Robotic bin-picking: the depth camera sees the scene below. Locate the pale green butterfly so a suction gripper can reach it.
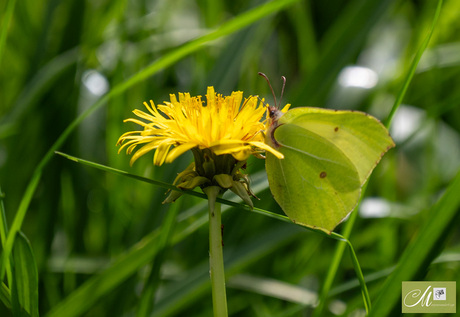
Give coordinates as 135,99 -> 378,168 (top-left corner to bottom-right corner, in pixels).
260,73 -> 395,234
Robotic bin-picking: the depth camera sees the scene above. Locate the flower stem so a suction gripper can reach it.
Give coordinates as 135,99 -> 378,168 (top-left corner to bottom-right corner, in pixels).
204,186 -> 228,317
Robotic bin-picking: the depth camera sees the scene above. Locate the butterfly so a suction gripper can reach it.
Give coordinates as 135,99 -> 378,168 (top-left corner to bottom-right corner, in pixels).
259,73 -> 395,233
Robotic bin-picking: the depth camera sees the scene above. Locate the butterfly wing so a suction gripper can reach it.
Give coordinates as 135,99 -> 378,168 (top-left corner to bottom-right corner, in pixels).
279,108 -> 395,184
266,107 -> 394,233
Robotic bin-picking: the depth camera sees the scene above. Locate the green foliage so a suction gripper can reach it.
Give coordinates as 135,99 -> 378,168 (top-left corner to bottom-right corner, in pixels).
1,0 -> 460,316
11,232 -> 39,317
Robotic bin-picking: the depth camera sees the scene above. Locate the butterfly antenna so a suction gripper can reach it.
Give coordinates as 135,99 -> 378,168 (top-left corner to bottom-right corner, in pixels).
279,76 -> 286,107
258,72 -> 277,108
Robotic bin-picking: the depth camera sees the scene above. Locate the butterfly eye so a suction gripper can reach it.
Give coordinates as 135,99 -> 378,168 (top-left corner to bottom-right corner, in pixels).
268,106 -> 278,118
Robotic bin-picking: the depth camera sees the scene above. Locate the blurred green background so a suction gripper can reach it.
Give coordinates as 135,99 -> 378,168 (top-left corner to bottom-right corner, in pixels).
1,0 -> 459,316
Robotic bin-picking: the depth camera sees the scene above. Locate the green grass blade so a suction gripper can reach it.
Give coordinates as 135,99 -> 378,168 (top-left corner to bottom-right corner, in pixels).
385,0 -> 443,128
0,0 -> 17,66
313,184 -> 367,316
55,151 -> 193,197
55,151 -> 285,221
0,187 -> 12,310
56,151 -> 337,232
338,234 -> 371,313
2,0 -> 300,286
56,151 -> 376,244
0,282 -> 11,310
369,169 -> 460,317
11,232 -> 39,317
0,171 -> 40,282
0,186 -> 9,253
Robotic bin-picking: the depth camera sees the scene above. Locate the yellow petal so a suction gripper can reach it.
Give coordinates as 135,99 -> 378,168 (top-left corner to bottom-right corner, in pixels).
247,141 -> 284,159
212,145 -> 251,156
165,143 -> 197,163
153,142 -> 173,166
281,104 -> 291,113
130,141 -> 159,165
231,149 -> 251,161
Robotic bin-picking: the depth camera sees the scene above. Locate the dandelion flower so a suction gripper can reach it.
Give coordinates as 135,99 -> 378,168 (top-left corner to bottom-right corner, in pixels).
117,86 -> 283,166
117,86 -> 283,206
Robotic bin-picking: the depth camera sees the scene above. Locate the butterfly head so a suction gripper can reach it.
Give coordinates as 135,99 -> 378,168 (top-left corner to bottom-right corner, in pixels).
268,105 -> 283,123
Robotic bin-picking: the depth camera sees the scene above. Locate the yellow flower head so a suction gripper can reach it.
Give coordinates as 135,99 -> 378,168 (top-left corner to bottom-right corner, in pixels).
117,86 -> 283,166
